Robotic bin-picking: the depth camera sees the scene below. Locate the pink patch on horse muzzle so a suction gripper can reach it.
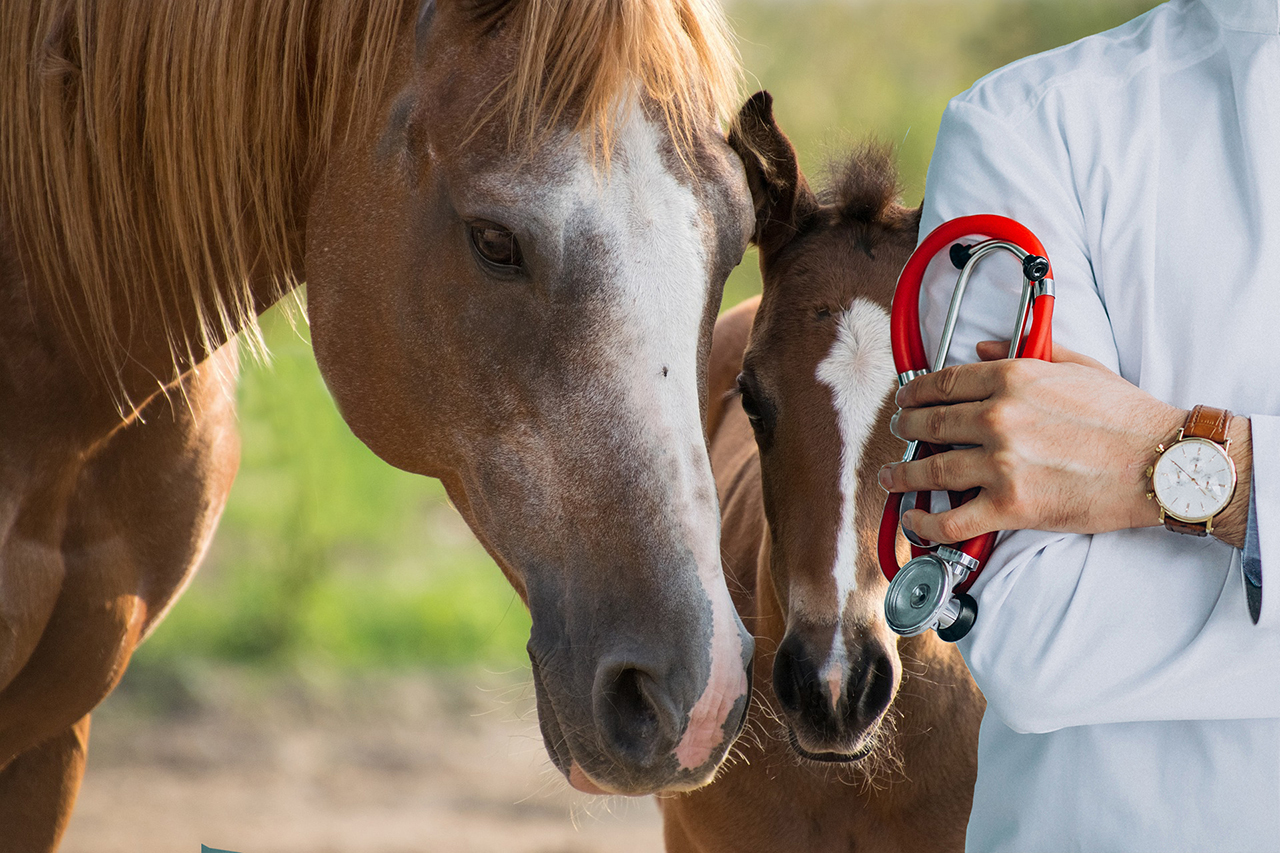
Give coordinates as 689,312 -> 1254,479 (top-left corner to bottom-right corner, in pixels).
673,588 -> 754,774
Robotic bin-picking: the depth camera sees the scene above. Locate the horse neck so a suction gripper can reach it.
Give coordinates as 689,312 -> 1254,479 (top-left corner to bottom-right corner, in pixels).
751,529 -> 788,676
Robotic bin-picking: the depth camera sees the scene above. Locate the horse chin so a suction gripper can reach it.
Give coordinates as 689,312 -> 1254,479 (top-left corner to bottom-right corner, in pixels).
785,727 -> 877,765
528,652 -> 576,779
568,762 -> 617,795
527,648 -> 664,797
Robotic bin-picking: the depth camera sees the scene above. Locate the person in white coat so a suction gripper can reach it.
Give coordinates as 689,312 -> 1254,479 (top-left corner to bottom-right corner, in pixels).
877,0 -> 1280,849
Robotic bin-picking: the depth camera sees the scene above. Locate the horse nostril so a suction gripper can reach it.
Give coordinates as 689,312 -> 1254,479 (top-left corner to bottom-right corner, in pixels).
772,633 -> 837,730
772,634 -> 806,715
595,664 -> 671,766
849,649 -> 895,723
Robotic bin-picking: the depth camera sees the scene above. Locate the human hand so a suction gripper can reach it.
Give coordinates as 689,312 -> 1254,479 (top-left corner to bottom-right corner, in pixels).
877,341 -> 1187,545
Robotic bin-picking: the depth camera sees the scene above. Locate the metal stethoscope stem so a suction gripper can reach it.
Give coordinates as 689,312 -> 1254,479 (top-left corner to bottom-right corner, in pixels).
879,215 -> 1056,641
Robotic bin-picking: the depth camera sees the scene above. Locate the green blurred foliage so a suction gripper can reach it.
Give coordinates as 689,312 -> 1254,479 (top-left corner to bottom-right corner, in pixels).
134,0 -> 1161,672
136,308 -> 532,670
721,0 -> 1162,309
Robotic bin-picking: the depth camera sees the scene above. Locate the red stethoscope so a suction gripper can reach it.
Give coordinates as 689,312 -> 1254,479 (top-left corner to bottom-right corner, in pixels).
878,215 -> 1055,642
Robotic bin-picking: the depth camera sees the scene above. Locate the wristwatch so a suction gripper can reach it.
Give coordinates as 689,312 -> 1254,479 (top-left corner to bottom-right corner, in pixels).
1148,405 -> 1237,536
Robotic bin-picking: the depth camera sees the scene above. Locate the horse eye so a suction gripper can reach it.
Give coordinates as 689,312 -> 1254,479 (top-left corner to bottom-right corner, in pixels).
736,374 -> 765,429
469,221 -> 523,270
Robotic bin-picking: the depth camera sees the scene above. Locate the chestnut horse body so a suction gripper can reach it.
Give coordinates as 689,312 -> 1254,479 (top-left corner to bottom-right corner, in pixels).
0,2 -> 757,847
659,93 -> 984,852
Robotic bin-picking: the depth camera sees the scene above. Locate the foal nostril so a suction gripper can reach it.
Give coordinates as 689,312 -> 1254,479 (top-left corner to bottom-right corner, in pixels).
848,649 -> 896,724
595,664 -> 676,766
772,633 -> 805,715
773,634 -> 837,730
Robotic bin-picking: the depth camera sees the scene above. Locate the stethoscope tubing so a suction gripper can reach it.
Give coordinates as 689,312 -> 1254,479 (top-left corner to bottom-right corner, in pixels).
879,215 -> 1055,596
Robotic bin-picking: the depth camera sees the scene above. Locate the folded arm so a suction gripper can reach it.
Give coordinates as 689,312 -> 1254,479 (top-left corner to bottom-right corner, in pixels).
890,97 -> 1279,731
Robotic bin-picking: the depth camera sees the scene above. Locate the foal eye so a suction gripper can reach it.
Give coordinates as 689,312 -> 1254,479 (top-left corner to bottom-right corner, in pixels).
736,374 -> 765,429
469,221 -> 524,270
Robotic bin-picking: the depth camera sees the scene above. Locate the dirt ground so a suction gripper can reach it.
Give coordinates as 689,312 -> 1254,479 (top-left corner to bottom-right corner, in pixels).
59,666 -> 664,853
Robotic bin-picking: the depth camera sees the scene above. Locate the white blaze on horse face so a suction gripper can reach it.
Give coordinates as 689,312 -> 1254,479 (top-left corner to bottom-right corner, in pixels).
471,103 -> 746,778
589,108 -> 747,773
820,630 -> 849,717
491,105 -> 742,774
815,299 -> 895,623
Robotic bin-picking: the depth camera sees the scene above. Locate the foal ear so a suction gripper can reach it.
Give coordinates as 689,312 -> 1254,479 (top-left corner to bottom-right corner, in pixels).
727,91 -> 818,256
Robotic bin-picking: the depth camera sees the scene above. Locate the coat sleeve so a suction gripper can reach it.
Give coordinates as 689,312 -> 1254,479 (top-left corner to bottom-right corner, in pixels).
917,97 -> 1280,735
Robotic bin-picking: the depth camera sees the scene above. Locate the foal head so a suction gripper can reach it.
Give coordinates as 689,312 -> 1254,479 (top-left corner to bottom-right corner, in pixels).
728,93 -> 918,762
304,1 -> 754,794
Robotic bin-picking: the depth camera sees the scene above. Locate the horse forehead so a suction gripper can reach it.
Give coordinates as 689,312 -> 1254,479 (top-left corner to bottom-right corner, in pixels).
482,112 -> 714,249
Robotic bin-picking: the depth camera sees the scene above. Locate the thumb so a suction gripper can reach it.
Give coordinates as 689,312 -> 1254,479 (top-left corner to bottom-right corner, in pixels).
975,339 -> 1112,372
1049,342 -> 1112,371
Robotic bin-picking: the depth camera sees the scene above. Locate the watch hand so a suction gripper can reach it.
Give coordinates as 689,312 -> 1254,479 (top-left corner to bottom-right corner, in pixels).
1169,459 -> 1213,498
1170,459 -> 1202,486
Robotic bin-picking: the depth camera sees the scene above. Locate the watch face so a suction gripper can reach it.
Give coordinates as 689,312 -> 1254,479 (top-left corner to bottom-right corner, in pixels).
1153,438 -> 1236,522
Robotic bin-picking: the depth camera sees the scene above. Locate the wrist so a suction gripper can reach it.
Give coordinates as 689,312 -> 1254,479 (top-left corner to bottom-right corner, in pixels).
1212,415 -> 1252,548
1142,408 -> 1250,544
1136,407 -> 1191,528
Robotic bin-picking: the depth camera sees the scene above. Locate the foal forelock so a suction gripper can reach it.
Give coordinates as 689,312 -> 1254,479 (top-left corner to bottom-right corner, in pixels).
814,298 -> 895,620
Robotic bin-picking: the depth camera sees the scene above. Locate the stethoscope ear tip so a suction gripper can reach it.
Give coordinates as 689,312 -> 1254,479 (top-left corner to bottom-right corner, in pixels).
948,242 -> 975,270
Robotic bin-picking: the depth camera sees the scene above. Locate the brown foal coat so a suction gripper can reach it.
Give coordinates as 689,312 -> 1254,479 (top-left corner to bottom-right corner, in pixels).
659,93 -> 985,852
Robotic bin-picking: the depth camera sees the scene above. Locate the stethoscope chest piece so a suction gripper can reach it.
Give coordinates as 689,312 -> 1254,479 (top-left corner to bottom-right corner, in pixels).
884,555 -> 949,636
884,552 -> 979,641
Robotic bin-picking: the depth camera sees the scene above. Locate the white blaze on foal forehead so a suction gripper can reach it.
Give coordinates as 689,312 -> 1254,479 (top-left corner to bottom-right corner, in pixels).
584,108 -> 747,771
815,299 -> 895,619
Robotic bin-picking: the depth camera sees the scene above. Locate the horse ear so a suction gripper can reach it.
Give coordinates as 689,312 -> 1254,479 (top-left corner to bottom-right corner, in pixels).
727,91 -> 818,256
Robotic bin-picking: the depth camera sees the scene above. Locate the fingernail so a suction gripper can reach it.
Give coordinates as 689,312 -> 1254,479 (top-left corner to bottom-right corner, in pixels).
889,410 -> 902,439
878,464 -> 893,491
902,519 -> 929,548
895,386 -> 907,407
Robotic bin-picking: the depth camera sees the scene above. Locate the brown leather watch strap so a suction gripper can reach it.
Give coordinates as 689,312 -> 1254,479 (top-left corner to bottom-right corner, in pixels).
1165,516 -> 1211,536
1181,404 -> 1232,444
1163,405 -> 1234,536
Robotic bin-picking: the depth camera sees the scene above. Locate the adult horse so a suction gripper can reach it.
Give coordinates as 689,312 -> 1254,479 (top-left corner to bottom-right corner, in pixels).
658,93 -> 984,851
0,1 -> 756,846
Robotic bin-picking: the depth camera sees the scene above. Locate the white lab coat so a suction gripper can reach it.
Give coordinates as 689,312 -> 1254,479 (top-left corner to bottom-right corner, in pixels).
917,0 -> 1280,849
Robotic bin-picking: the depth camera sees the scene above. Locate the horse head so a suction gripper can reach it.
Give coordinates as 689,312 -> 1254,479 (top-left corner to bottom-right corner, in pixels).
728,92 -> 920,762
302,1 -> 754,794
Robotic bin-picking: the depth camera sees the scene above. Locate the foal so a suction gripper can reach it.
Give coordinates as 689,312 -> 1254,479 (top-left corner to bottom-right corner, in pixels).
660,93 -> 984,852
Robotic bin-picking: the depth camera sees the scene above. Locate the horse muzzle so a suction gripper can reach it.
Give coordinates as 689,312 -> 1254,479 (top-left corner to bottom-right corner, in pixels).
772,628 -> 898,761
528,621 -> 753,796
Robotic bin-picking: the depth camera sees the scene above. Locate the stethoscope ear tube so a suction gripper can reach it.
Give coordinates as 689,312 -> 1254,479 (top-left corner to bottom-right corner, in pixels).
880,215 -> 1055,641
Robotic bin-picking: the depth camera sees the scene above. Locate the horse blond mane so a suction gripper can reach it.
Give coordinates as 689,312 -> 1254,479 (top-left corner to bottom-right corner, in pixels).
0,0 -> 410,393
474,0 -> 742,164
0,0 -> 739,398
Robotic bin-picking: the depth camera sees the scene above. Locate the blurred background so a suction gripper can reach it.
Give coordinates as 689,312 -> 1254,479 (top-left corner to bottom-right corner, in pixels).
62,2 -> 1160,851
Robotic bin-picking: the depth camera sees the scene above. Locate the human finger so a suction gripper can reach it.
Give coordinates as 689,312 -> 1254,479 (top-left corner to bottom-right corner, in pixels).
975,339 -> 1013,361
900,494 -> 998,545
974,338 -> 1112,372
1049,342 -> 1111,371
894,360 -> 1004,408
878,446 -> 987,495
889,401 -> 990,447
